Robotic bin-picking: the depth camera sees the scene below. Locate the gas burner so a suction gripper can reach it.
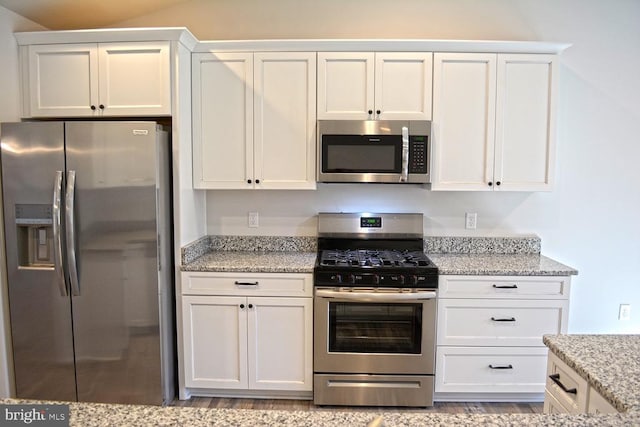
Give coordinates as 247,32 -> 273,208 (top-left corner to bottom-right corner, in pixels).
318,249 -> 434,269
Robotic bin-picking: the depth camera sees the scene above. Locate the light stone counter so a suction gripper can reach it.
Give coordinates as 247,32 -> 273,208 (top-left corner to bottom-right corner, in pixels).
427,253 -> 578,276
181,250 -> 316,273
543,334 -> 640,413
1,398 -> 638,426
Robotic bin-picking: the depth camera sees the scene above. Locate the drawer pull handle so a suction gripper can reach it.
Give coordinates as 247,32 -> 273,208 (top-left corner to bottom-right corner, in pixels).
549,373 -> 577,394
489,364 -> 513,369
493,284 -> 518,289
234,281 -> 259,286
491,317 -> 516,322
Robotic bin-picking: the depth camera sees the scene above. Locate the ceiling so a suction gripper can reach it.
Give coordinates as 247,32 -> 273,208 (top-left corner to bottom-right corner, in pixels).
0,0 -> 191,30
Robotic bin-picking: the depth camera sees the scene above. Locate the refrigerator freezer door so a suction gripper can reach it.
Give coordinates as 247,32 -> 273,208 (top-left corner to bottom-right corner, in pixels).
0,122 -> 77,401
64,122 -> 164,405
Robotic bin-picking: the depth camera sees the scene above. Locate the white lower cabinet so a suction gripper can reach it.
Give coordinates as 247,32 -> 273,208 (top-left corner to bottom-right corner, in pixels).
543,350 -> 618,414
435,275 -> 570,400
180,272 -> 313,395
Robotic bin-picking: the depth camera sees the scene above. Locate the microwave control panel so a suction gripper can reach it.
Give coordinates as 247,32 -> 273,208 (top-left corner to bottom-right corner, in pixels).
409,136 -> 428,173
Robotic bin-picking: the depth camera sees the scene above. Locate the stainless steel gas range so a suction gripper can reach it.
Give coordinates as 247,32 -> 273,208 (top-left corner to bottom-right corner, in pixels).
313,213 -> 438,407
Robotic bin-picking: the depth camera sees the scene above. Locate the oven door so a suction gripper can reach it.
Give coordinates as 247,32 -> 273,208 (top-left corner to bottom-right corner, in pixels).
313,287 -> 436,375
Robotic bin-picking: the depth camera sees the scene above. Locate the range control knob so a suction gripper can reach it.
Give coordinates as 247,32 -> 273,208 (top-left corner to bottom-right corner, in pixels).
330,274 -> 342,284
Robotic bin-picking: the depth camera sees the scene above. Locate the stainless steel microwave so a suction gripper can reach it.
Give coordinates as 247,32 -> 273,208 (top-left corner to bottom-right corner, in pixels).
317,120 -> 431,184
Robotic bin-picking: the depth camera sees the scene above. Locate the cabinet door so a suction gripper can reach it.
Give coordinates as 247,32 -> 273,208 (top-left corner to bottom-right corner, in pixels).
494,54 -> 557,191
27,44 -> 98,117
192,52 -> 254,189
317,52 -> 374,120
247,297 -> 313,391
587,387 -> 618,414
98,42 -> 171,116
431,53 -> 497,191
254,52 -> 317,189
375,52 -> 433,120
182,296 -> 248,389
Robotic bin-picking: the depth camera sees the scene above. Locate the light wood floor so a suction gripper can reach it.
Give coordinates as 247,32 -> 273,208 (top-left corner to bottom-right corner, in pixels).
171,397 -> 543,414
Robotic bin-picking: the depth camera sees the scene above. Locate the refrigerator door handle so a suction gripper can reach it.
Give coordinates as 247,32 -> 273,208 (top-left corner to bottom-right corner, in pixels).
65,170 -> 81,296
52,171 -> 68,297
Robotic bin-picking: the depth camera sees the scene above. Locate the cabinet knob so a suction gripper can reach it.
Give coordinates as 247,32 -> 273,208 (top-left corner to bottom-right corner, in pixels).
255,179 -> 260,184
376,110 -> 381,115
99,104 -> 105,110
248,304 -> 254,309
488,182 -> 493,187
368,110 -> 373,115
247,179 -> 252,184
90,105 -> 96,111
240,304 -> 245,309
496,181 -> 501,186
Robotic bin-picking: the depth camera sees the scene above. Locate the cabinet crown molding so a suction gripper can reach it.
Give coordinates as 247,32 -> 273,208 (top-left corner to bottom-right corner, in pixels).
13,27 -> 571,55
192,39 -> 571,54
15,27 -> 199,49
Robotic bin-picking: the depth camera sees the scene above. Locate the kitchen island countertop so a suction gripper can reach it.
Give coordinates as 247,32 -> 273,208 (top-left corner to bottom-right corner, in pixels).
1,398 -> 637,426
543,334 -> 640,413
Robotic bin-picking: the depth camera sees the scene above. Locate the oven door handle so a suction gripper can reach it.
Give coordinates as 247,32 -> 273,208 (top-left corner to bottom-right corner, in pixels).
315,289 -> 436,301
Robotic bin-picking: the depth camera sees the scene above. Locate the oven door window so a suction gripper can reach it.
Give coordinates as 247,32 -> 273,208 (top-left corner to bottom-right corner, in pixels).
321,135 -> 401,173
328,302 -> 422,354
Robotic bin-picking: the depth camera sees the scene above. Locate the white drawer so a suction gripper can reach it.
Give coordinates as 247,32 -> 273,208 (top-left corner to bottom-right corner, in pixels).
439,275 -> 570,299
545,351 -> 589,413
437,298 -> 569,346
181,272 -> 313,297
435,346 -> 548,393
544,389 -> 571,414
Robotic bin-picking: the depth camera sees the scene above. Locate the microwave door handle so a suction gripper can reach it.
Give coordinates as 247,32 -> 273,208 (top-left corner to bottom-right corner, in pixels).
400,126 -> 409,182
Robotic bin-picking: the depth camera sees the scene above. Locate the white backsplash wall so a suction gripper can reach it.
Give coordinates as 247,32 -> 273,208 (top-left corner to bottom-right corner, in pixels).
205,186 -> 556,238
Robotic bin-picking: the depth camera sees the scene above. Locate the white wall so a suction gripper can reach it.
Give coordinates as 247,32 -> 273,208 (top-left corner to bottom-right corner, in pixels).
0,5 -> 46,398
115,0 -> 640,335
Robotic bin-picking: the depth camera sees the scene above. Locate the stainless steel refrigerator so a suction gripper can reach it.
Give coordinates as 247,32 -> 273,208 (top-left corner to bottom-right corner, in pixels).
0,121 -> 174,405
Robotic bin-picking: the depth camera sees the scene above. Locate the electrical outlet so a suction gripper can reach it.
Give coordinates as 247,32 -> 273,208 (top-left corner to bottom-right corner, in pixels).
619,304 -> 631,321
248,212 -> 259,228
465,212 -> 477,229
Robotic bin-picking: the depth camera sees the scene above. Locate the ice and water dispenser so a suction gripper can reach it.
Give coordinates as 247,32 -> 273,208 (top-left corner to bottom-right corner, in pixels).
15,204 -> 54,268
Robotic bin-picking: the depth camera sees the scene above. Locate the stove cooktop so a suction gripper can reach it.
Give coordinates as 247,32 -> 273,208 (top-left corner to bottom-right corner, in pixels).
314,248 -> 438,288
318,249 -> 433,268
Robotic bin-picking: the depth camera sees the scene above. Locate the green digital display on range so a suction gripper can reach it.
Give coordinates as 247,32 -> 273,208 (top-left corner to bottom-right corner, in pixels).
360,217 -> 382,228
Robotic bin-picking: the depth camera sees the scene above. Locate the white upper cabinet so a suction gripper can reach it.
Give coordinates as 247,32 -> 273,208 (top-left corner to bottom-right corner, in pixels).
193,52 -> 316,190
97,43 -> 171,116
431,53 -> 557,191
25,42 -> 171,117
431,53 -> 496,191
192,52 -> 254,189
254,52 -> 317,190
27,44 -> 99,117
317,52 -> 432,120
494,54 -> 557,191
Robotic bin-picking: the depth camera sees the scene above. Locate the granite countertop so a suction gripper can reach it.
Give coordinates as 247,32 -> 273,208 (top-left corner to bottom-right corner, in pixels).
427,253 -> 578,276
180,235 -> 578,276
543,334 -> 640,413
1,398 -> 637,426
181,250 -> 317,273
181,251 -> 577,276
